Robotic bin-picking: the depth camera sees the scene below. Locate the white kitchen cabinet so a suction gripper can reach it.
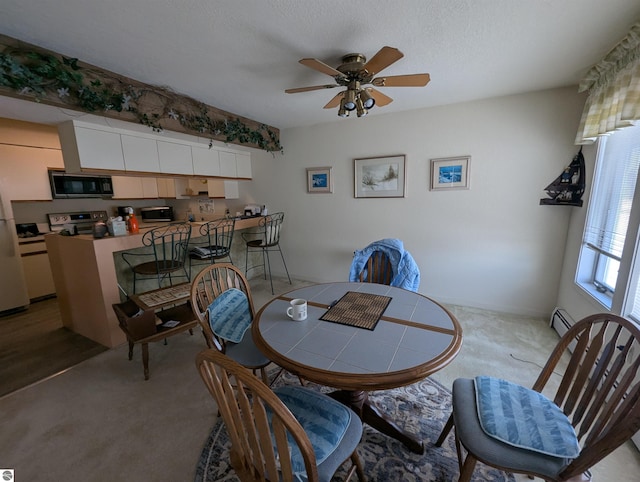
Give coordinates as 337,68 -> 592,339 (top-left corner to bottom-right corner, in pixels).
121,134 -> 160,173
192,145 -> 221,176
219,150 -> 237,177
157,178 -> 177,198
224,180 -> 239,199
218,150 -> 252,179
19,241 -> 56,300
112,175 -> 159,199
157,140 -> 193,175
236,151 -> 252,179
58,121 -> 125,172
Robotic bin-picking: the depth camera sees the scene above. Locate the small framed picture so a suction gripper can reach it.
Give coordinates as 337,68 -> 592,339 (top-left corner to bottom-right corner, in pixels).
430,156 -> 471,191
306,166 -> 333,193
354,155 -> 406,198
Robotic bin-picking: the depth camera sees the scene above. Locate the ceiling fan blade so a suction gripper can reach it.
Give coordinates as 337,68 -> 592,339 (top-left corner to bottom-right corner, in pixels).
372,73 -> 431,87
285,84 -> 338,94
323,91 -> 344,109
367,88 -> 393,107
299,58 -> 346,78
362,46 -> 404,76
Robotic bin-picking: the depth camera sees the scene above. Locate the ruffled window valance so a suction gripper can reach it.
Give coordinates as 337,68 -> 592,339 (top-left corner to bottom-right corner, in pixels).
575,21 -> 640,144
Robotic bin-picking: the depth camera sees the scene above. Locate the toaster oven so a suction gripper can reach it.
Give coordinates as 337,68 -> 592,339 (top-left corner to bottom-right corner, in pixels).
140,206 -> 174,222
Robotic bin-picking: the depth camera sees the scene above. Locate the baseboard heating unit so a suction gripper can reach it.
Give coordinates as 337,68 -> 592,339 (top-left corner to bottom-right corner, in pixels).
550,307 -> 578,352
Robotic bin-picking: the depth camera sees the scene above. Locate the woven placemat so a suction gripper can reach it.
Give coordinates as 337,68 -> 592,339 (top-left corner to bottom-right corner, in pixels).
320,291 -> 391,330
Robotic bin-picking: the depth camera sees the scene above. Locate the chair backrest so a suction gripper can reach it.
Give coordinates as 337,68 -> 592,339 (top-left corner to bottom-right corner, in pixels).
199,217 -> 235,256
142,222 -> 192,270
533,313 -> 640,480
190,263 -> 255,351
358,251 -> 393,285
259,212 -> 285,247
196,349 -> 320,482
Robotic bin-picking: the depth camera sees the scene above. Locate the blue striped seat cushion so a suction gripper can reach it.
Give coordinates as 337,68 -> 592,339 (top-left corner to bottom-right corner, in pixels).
474,376 -> 580,458
206,288 -> 252,343
272,386 -> 352,474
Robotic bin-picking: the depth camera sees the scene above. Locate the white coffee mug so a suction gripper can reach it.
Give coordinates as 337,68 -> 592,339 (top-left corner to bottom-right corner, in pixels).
287,298 -> 307,321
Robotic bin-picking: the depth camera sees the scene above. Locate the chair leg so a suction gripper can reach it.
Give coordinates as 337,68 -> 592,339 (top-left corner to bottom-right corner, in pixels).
458,453 -> 478,482
277,245 -> 292,284
264,248 -> 274,294
128,340 -> 134,360
142,342 -> 150,380
351,450 -> 365,482
435,413 -> 454,446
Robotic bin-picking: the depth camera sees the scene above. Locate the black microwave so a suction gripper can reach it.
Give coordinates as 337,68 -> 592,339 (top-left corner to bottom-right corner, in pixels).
49,170 -> 114,199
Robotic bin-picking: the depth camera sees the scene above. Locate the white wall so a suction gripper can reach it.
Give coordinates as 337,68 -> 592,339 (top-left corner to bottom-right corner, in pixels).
246,86 -> 587,317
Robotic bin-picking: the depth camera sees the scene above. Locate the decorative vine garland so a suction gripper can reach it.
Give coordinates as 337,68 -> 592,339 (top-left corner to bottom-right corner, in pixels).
0,46 -> 282,153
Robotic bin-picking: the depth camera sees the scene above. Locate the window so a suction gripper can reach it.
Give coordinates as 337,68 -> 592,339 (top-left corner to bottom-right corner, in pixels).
577,123 -> 640,310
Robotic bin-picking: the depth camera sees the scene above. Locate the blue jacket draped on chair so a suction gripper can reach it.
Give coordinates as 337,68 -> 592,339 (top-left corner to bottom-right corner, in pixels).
349,238 -> 421,292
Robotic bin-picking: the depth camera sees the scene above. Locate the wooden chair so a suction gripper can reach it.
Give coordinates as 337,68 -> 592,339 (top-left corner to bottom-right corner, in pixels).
189,217 -> 235,268
436,313 -> 640,481
196,349 -> 365,482
242,212 -> 292,294
122,222 -> 192,293
355,251 -> 393,285
190,263 -> 272,384
112,299 -> 197,380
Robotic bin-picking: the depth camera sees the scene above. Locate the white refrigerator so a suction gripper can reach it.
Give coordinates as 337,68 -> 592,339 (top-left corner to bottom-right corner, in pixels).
0,178 -> 29,313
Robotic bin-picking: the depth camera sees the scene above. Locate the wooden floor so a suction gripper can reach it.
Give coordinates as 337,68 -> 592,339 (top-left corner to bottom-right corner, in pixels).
0,297 -> 108,397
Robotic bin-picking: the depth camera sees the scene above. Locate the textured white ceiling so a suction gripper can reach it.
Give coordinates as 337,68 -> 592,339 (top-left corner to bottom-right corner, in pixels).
1,0 -> 639,130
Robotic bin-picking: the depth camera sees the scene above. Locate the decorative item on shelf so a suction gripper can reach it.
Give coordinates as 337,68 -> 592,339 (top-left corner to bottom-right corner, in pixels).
0,34 -> 282,153
540,147 -> 585,206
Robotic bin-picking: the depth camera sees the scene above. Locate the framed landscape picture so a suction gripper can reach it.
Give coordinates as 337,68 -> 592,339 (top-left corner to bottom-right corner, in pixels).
306,166 -> 333,193
430,156 -> 471,191
354,155 -> 406,198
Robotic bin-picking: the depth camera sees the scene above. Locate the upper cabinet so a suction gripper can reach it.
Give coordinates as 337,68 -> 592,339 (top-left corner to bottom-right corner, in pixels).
59,122 -> 125,171
121,134 -> 160,173
58,120 -> 251,179
112,175 -> 159,199
192,145 -> 221,177
157,140 -> 193,175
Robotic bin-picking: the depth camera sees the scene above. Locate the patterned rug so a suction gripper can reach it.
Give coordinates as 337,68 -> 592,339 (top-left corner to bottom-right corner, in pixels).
194,372 -> 515,482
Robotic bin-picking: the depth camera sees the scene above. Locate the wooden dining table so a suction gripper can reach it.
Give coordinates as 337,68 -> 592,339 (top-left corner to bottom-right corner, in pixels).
252,281 -> 463,454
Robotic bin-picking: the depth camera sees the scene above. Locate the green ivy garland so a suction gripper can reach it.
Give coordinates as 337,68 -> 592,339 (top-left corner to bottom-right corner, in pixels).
0,47 -> 282,153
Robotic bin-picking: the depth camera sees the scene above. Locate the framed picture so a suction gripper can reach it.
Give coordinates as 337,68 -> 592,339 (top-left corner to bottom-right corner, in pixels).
354,155 -> 406,198
306,166 -> 333,193
430,156 -> 471,191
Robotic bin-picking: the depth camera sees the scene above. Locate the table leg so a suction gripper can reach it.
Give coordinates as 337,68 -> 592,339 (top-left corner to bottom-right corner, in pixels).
329,389 -> 424,454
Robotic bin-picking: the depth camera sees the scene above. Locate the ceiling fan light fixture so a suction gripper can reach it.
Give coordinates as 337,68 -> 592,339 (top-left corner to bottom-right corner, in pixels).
343,89 -> 357,111
338,98 -> 349,117
355,97 -> 367,117
359,89 -> 375,109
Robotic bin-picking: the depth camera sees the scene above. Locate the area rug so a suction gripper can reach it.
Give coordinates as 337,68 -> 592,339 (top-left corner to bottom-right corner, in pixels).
194,372 -> 516,482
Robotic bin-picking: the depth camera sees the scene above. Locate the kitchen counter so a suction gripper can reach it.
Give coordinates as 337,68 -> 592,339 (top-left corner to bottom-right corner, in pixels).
45,216 -> 264,347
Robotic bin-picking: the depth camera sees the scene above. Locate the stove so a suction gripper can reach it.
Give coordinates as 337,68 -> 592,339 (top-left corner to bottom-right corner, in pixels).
48,210 -> 109,234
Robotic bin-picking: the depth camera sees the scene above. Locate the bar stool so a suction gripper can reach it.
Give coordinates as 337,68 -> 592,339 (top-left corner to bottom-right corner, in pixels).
121,222 -> 192,293
188,217 -> 235,271
242,212 -> 291,294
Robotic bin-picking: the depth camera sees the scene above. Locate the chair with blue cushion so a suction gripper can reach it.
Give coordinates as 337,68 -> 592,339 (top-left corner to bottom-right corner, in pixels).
190,262 -> 272,384
435,313 -> 640,482
196,349 -> 365,482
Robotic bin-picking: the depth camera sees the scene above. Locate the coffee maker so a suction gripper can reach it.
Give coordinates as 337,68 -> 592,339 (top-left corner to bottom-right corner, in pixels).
117,206 -> 133,218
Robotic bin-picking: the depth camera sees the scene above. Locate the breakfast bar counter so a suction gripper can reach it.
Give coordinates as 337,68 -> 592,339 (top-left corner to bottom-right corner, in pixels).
45,216 -> 263,348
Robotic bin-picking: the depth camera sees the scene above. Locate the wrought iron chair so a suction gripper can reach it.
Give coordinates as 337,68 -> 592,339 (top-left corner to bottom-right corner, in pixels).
435,313 -> 640,482
189,217 -> 235,268
196,349 -> 365,482
122,222 -> 192,293
242,212 -> 292,294
190,262 -> 273,384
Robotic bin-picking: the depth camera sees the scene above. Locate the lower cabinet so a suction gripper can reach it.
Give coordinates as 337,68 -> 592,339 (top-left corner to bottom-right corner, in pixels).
19,241 -> 56,300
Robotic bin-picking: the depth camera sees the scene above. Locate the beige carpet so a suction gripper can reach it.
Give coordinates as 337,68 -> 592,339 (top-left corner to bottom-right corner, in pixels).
1,276 -> 639,481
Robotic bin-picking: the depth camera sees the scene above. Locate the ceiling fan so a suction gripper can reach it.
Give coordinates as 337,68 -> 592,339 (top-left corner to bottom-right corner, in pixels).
285,46 -> 430,118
